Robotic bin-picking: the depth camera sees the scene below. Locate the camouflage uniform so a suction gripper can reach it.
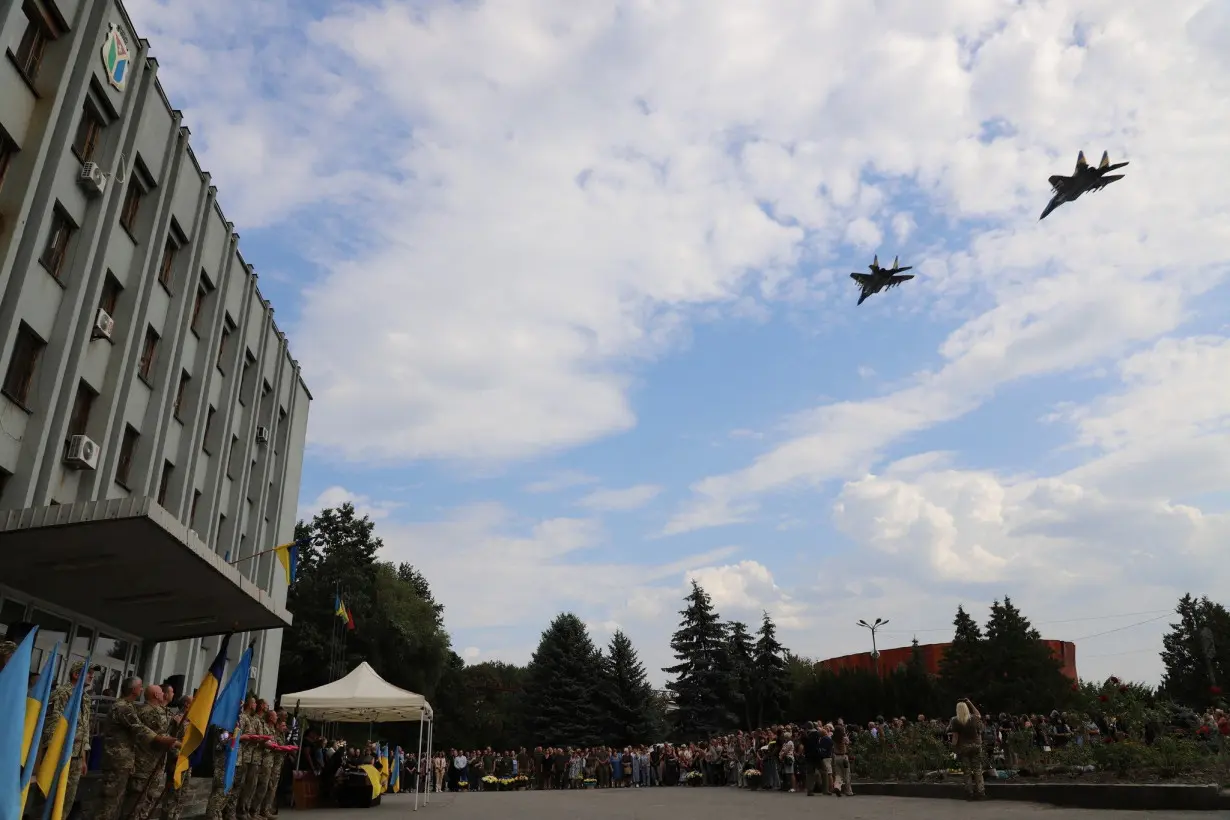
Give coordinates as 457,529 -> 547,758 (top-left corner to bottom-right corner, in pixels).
160,704 -> 193,820
235,711 -> 265,820
38,663 -> 95,813
244,714 -> 276,819
204,727 -> 237,820
124,700 -> 171,820
80,698 -> 160,820
0,639 -> 15,669
259,727 -> 286,817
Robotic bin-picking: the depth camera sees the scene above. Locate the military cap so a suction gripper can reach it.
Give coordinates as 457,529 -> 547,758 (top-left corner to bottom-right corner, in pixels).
0,640 -> 15,658
69,660 -> 101,676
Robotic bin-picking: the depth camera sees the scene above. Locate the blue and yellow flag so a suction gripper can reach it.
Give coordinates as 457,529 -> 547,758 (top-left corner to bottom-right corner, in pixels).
390,747 -> 400,793
212,644 -> 252,793
174,634 -> 231,787
1,630 -> 37,820
20,644 -> 58,812
38,652 -> 89,820
274,539 -> 302,585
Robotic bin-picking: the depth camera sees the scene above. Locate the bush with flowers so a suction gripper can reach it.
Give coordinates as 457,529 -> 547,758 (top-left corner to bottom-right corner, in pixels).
685,770 -> 704,786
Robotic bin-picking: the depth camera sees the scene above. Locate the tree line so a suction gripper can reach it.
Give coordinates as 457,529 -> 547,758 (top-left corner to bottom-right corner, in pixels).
279,504 -> 1229,748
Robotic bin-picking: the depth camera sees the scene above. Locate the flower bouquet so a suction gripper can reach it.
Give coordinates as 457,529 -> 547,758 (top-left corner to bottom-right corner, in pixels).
744,768 -> 761,790
481,775 -> 498,791
457,780 -> 469,792
498,777 -> 514,791
685,770 -> 704,787
513,775 -> 528,790
583,778 -> 597,789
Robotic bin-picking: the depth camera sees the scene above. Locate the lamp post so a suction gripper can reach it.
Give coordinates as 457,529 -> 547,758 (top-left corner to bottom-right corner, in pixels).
857,618 -> 890,677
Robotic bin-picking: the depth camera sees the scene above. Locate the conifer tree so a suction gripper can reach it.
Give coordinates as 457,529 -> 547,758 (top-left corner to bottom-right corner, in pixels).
753,611 -> 788,727
725,621 -> 756,729
1160,594 -> 1229,706
664,580 -> 734,739
601,631 -> 665,745
937,604 -> 985,703
982,597 -> 1069,713
522,613 -> 604,746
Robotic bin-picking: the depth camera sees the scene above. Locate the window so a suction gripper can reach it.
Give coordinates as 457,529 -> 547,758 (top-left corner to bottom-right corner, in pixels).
12,8 -> 50,83
157,460 -> 173,506
137,326 -> 159,383
67,380 -> 97,438
118,182 -> 144,235
0,135 -> 15,196
239,351 -> 255,405
39,207 -> 75,281
71,105 -> 104,164
115,425 -> 139,488
2,323 -> 46,407
216,316 -> 234,372
0,468 -> 11,502
216,513 -> 226,546
190,278 -> 210,333
173,370 -> 189,421
226,434 -> 239,478
202,406 -> 216,453
157,238 -> 178,290
190,489 -> 202,529
99,272 -> 122,316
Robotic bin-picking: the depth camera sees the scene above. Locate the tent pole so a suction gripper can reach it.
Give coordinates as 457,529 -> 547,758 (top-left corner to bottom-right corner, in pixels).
425,717 -> 433,805
414,714 -> 424,811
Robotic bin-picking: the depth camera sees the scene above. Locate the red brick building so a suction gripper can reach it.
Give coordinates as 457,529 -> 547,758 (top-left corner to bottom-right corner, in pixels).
819,640 -> 1078,680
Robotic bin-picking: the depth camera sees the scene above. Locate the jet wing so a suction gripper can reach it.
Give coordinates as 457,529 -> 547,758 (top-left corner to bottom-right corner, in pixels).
850,273 -> 872,285
1048,175 -> 1069,192
890,266 -> 913,274
1090,174 -> 1124,191
885,274 -> 914,289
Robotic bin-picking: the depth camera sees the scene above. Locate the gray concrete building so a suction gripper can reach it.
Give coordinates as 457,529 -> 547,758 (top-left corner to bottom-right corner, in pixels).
0,0 -> 310,704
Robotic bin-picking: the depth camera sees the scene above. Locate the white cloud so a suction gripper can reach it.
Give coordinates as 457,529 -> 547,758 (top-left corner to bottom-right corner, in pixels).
577,484 -> 663,511
298,486 -> 400,522
462,646 -> 481,661
523,471 -> 599,494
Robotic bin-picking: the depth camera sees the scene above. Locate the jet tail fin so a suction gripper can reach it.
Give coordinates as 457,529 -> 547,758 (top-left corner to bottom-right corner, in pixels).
1076,151 -> 1089,172
892,255 -> 899,269
1099,150 -> 1110,169
871,254 -> 879,269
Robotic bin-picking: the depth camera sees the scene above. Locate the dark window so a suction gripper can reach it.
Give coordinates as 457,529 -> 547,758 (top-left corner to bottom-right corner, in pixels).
0,468 -> 12,501
115,425 -> 139,488
137,326 -> 159,382
0,135 -> 15,196
67,380 -> 96,438
216,513 -> 226,546
216,317 -> 234,372
202,406 -> 216,453
13,8 -> 50,83
191,278 -> 210,334
157,460 -> 173,506
157,238 -> 177,290
173,370 -> 189,421
239,351 -> 256,405
71,105 -> 104,164
226,434 -> 239,478
39,207 -> 75,281
99,272 -> 122,316
118,182 -> 143,235
2,323 -> 46,407
190,489 -> 202,529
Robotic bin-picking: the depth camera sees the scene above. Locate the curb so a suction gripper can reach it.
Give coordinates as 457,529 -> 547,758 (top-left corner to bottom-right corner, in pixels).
854,781 -> 1228,811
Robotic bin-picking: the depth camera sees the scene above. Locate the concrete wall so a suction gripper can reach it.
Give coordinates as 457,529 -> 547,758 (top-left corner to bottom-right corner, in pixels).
0,0 -> 311,699
819,640 -> 1079,680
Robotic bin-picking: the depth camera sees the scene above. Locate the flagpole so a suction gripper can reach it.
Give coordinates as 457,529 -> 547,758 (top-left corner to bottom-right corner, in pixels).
229,541 -> 295,566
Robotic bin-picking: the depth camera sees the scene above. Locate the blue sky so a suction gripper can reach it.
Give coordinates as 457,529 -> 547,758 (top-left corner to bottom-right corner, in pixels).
126,0 -> 1230,686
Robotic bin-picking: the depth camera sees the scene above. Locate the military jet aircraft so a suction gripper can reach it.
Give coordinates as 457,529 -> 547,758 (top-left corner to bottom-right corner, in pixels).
1039,150 -> 1128,220
850,255 -> 914,305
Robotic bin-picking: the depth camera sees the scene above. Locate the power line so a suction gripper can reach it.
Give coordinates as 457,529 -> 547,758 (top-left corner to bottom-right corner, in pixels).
878,608 -> 1173,636
1073,613 -> 1173,642
1082,647 -> 1158,659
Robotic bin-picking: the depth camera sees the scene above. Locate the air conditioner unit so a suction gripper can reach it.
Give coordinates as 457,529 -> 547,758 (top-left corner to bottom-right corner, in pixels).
78,162 -> 107,197
92,307 -> 115,341
255,426 -> 270,444
65,434 -> 100,470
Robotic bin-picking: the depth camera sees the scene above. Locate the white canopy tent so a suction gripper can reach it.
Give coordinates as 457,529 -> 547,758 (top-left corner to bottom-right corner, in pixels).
282,662 -> 436,810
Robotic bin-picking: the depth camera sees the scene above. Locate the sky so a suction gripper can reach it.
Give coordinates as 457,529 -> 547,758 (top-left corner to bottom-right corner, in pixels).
124,0 -> 1230,689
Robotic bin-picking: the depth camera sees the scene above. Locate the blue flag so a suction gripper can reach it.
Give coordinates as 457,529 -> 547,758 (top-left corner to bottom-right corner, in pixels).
40,652 -> 89,820
1,630 -> 36,820
21,644 -> 59,793
212,645 -> 251,793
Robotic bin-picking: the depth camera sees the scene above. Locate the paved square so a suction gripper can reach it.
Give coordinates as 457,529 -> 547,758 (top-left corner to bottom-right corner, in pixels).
337,788 -> 1214,819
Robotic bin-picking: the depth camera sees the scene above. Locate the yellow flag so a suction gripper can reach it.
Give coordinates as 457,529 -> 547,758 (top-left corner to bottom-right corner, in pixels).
360,764 -> 382,799
34,712 -> 69,796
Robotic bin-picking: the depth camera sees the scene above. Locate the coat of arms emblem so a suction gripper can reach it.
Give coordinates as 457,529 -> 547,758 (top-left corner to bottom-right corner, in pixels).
101,24 -> 129,90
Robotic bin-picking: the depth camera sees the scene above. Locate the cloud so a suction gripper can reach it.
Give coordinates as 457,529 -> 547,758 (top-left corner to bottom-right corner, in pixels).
298,486 -> 400,523
523,471 -> 599,494
577,484 -> 663,511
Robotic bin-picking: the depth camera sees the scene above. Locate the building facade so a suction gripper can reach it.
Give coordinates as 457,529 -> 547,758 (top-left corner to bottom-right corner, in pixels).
0,0 -> 310,703
819,640 -> 1079,680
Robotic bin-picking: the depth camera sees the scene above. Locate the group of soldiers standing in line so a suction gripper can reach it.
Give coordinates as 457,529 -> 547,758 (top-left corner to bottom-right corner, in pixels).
203,697 -> 293,820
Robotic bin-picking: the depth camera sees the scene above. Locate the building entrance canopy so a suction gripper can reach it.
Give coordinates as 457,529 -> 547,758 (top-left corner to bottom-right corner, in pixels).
0,498 -> 292,642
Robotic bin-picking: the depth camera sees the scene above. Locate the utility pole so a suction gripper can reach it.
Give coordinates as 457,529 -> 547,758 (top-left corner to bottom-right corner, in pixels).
857,617 -> 890,677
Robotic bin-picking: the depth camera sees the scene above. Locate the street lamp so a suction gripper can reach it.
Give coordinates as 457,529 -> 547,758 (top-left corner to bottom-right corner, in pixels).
857,618 -> 890,676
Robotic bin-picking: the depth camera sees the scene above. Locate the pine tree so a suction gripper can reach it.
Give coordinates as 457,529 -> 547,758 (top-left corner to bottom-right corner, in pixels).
725,621 -> 756,729
601,631 -> 665,746
1160,594 -> 1229,706
753,611 -> 788,727
981,597 -> 1069,713
522,613 -> 605,747
937,605 -> 985,704
664,580 -> 735,739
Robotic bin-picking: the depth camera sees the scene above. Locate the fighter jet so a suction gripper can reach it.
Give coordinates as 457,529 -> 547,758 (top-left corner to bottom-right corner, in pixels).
850,255 -> 914,305
1039,150 -> 1128,220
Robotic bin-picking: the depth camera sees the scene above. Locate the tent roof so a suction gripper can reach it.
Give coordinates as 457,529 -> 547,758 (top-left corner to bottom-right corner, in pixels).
280,662 -> 433,722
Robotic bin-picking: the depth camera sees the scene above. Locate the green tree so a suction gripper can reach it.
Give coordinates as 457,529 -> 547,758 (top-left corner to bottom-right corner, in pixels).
600,631 -> 664,746
664,580 -> 734,739
980,597 -> 1070,714
1160,594 -> 1230,707
937,605 -> 984,704
753,611 -> 788,727
725,621 -> 756,729
522,613 -> 605,747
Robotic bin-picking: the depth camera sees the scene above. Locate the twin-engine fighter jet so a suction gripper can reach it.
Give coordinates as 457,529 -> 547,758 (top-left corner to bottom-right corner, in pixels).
850,255 -> 914,305
1039,150 -> 1128,220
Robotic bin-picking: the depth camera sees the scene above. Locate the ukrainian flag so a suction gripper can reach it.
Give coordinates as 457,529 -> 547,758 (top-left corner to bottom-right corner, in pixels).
1,630 -> 36,820
20,645 -> 58,812
390,747 -> 400,793
173,634 -> 231,787
334,595 -> 348,623
274,539 -> 302,585
37,652 -> 89,820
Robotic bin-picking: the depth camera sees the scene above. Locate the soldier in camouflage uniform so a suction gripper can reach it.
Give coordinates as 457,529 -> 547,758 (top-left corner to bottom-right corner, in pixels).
160,694 -> 194,820
125,684 -> 172,820
37,660 -> 97,814
234,698 -> 265,820
0,639 -> 16,670
245,707 -> 277,820
80,677 -> 178,820
203,718 -> 238,820
259,712 -> 289,818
